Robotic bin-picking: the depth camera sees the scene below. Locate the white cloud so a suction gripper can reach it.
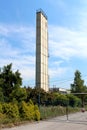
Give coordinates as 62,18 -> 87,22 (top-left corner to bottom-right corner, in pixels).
1,8 -> 87,87
49,25 -> 87,60
0,24 -> 35,86
49,67 -> 68,78
0,24 -> 35,55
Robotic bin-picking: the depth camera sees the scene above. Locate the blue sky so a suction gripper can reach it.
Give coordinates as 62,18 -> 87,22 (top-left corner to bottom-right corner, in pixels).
0,0 -> 87,89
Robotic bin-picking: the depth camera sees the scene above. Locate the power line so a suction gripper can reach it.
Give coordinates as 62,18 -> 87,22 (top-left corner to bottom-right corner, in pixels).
49,75 -> 87,84
24,74 -> 87,86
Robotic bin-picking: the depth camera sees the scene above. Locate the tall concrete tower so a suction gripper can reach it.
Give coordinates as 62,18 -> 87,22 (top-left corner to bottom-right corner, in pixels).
36,9 -> 49,91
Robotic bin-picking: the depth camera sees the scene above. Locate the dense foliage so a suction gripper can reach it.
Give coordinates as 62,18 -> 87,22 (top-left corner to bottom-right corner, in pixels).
71,70 -> 87,106
0,100 -> 40,125
0,64 -> 84,108
19,100 -> 40,121
0,64 -> 87,126
71,70 -> 87,93
0,64 -> 22,102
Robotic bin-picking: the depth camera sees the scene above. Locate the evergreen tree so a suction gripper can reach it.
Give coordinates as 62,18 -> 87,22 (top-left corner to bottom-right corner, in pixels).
71,70 -> 87,107
0,63 -> 22,102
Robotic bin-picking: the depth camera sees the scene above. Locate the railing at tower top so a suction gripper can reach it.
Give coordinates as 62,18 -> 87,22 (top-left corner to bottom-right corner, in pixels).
36,8 -> 48,20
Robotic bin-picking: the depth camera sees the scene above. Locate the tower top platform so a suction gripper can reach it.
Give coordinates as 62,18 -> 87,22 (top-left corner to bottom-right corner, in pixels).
36,9 -> 48,20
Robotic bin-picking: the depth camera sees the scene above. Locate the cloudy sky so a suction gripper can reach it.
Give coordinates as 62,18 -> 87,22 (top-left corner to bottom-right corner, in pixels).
0,0 -> 87,89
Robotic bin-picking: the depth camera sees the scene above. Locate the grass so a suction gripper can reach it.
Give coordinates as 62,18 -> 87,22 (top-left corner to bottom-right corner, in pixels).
0,105 -> 81,128
40,106 -> 81,120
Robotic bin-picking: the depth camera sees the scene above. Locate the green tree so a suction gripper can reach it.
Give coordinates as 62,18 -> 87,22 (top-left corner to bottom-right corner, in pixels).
0,63 -> 22,102
0,88 -> 4,102
71,70 -> 87,107
10,87 -> 27,102
53,93 -> 69,106
67,94 -> 81,107
27,88 -> 46,105
26,87 -> 33,102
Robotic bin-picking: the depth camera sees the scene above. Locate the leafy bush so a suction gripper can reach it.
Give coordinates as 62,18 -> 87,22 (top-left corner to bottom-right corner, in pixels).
19,101 -> 30,120
0,113 -> 6,124
34,105 -> 40,121
10,87 -> 27,102
67,94 -> 81,107
54,94 -> 69,106
0,103 -> 3,113
2,103 -> 19,119
0,88 -> 4,102
19,100 -> 40,121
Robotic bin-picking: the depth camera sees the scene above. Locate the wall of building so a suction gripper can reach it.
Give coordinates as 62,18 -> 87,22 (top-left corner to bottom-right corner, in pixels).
36,10 -> 49,91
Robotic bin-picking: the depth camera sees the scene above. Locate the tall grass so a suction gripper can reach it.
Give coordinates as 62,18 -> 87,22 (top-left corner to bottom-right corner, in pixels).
40,106 -> 80,120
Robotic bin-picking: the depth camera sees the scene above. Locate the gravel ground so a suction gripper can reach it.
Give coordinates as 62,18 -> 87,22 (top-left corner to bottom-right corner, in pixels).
2,111 -> 87,130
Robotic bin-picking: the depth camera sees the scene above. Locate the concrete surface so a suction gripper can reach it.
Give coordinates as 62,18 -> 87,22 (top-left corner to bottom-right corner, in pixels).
2,111 -> 87,130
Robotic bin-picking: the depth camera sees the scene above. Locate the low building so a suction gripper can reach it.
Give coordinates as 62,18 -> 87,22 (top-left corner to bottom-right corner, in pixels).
49,87 -> 70,94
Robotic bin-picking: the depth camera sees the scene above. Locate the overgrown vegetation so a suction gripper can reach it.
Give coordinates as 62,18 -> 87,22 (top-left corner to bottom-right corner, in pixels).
0,100 -> 40,126
0,64 -> 40,127
71,70 -> 87,107
40,106 -> 80,120
0,64 -> 87,127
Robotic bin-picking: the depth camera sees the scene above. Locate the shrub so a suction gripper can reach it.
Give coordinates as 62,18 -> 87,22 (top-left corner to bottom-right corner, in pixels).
54,94 -> 69,106
67,94 -> 81,107
19,101 -> 29,120
0,103 -> 3,113
34,105 -> 40,121
0,88 -> 4,102
19,100 -> 40,121
10,88 -> 27,102
0,113 -> 6,124
19,101 -> 34,120
2,103 -> 19,119
0,103 -> 6,124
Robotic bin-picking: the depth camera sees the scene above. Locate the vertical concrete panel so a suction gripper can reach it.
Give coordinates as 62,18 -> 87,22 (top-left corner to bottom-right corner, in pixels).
36,10 -> 49,91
